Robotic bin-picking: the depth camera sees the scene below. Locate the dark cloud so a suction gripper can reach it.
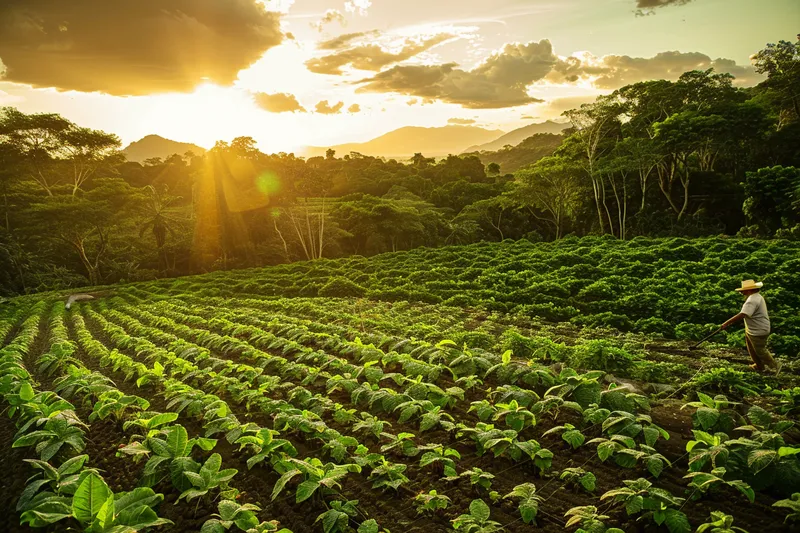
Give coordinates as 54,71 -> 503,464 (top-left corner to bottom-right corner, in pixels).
318,31 -> 380,51
347,103 -> 361,113
548,51 -> 759,88
307,34 -> 455,75
636,0 -> 694,7
355,39 -> 556,109
254,92 -> 306,113
315,100 -> 345,114
312,9 -> 345,32
0,0 -> 284,95
448,118 -> 476,125
634,0 -> 695,16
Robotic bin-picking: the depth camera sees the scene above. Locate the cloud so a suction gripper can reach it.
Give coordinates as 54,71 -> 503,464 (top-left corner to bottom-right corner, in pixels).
345,0 -> 372,16
307,33 -> 455,75
634,0 -> 695,15
0,58 -> 6,79
356,39 -> 557,109
318,31 -> 380,50
548,51 -> 760,88
254,92 -> 306,113
448,118 -> 476,125
0,0 -> 283,95
406,98 -> 419,106
312,9 -> 346,32
315,100 -> 345,114
347,103 -> 361,113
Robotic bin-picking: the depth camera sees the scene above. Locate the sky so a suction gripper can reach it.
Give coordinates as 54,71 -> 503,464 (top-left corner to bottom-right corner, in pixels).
0,0 -> 796,154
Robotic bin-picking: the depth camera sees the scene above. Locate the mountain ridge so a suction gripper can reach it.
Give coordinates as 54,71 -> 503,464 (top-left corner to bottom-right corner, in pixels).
302,125 -> 505,159
464,121 -> 569,153
123,135 -> 206,163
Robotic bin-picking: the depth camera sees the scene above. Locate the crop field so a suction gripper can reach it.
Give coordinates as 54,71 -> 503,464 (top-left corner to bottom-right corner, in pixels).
2,238 -> 800,533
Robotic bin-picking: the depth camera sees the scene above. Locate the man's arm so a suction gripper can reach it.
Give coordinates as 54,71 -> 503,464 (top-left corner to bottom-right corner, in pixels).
721,312 -> 747,329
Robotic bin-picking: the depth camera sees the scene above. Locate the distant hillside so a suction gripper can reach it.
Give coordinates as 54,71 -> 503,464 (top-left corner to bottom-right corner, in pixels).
303,125 -> 505,159
123,135 -> 206,163
465,121 -> 568,152
465,133 -> 564,173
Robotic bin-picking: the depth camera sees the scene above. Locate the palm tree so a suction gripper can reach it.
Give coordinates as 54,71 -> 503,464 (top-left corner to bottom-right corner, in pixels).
139,185 -> 183,272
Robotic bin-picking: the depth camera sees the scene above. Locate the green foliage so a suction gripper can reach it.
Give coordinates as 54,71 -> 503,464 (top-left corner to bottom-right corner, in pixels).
559,467 -> 596,493
452,499 -> 502,533
773,493 -> 800,523
504,483 -> 542,524
695,511 -> 749,533
414,490 -> 451,514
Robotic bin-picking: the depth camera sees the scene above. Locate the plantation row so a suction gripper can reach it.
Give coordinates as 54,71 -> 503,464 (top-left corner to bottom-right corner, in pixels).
2,294 -> 800,532
111,237 -> 800,358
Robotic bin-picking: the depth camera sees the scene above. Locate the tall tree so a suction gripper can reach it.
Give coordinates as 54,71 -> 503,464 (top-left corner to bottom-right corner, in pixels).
0,107 -> 72,195
511,156 -> 583,239
60,127 -> 124,196
138,185 -> 184,272
752,38 -> 800,125
562,96 -> 622,234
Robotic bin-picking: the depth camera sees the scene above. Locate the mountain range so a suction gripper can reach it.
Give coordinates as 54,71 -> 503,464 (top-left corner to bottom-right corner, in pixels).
122,135 -> 206,163
302,125 -> 505,159
464,121 -> 569,152
122,121 -> 570,163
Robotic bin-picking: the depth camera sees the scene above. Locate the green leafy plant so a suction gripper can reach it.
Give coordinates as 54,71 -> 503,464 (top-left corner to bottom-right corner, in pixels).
12,415 -> 87,461
414,490 -> 451,514
418,444 -> 460,477
271,457 -> 361,503
504,483 -> 542,525
773,493 -> 800,523
684,467 -> 754,503
315,499 -> 361,533
201,499 -> 284,533
21,471 -> 172,531
564,505 -> 624,533
696,511 -> 750,533
368,457 -> 410,491
236,428 -> 297,470
559,467 -> 596,493
681,392 -> 740,433
179,453 -> 239,501
600,478 -> 690,533
380,432 -> 419,457
543,423 -> 585,448
89,390 -> 150,422
452,499 -> 502,532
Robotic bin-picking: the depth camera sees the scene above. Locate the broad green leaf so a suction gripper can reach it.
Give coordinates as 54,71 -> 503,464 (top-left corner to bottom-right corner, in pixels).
296,480 -> 320,503
358,519 -> 380,533
20,381 -> 35,401
271,469 -> 301,501
166,425 -> 188,457
73,472 -> 112,524
469,499 -> 490,522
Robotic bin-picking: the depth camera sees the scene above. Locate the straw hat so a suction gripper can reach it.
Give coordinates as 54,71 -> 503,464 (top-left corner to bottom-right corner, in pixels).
735,279 -> 764,292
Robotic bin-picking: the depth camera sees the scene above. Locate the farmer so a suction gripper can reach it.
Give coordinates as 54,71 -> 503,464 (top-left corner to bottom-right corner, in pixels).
720,279 -> 779,373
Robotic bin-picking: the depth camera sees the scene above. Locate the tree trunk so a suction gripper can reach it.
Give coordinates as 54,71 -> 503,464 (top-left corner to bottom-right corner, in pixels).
273,217 -> 291,262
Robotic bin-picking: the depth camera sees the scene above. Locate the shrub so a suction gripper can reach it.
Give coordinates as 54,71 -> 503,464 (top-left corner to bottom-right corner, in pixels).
569,340 -> 636,374
319,277 -> 367,298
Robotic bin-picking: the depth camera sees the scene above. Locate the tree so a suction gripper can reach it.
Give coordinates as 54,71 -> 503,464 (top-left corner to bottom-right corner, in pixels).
60,127 -> 123,196
0,107 -> 72,195
562,96 -> 622,234
24,178 -> 140,285
511,156 -> 583,239
742,166 -> 800,233
138,185 -> 184,271
752,38 -> 800,124
487,162 -> 501,176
